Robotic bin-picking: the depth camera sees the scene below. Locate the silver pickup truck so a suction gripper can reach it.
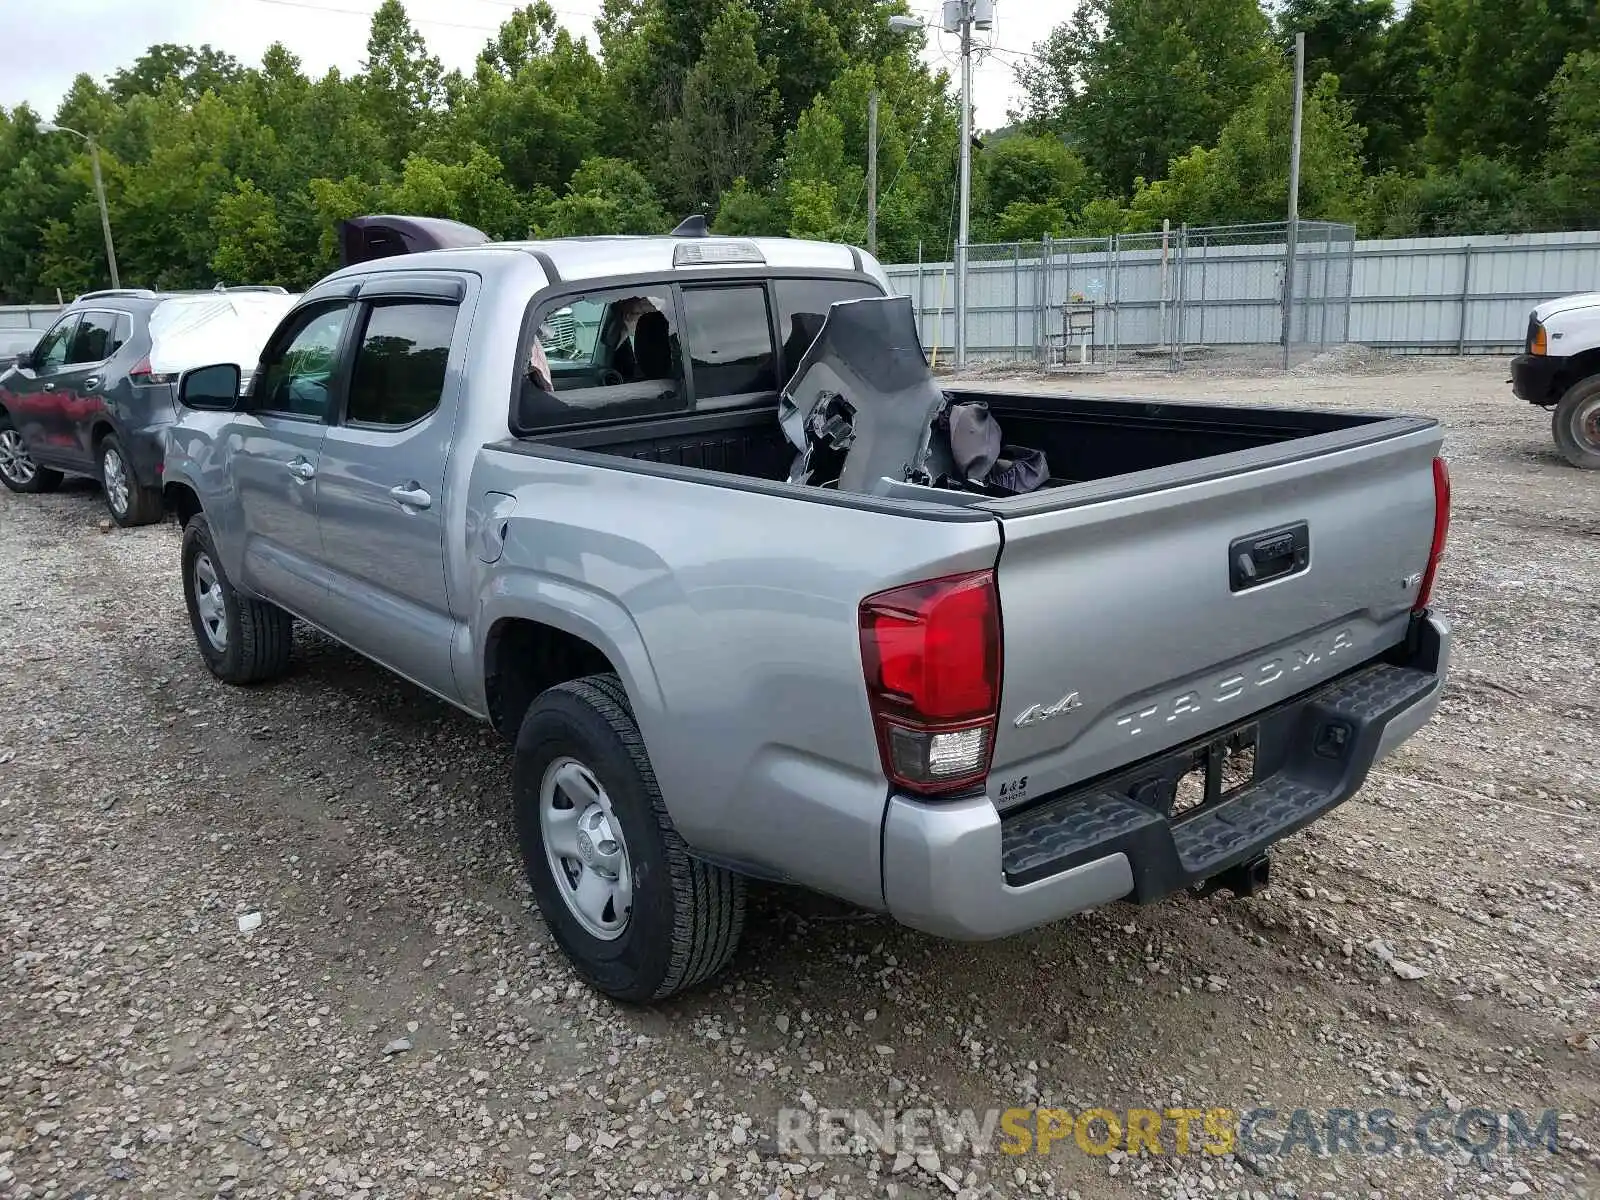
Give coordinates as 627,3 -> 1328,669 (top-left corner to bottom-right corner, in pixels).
162,229 -> 1452,1002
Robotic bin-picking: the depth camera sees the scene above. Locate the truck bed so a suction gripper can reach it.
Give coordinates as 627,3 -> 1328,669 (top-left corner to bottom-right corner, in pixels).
525,391 -> 1397,491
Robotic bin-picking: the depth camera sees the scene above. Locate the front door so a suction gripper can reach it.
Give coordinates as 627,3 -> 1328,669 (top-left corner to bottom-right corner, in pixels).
4,314 -> 81,468
316,292 -> 466,701
227,301 -> 354,615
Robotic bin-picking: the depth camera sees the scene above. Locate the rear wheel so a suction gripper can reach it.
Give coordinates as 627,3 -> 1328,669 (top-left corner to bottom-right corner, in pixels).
0,413 -> 64,495
1552,376 -> 1600,470
98,434 -> 163,525
513,674 -> 745,1002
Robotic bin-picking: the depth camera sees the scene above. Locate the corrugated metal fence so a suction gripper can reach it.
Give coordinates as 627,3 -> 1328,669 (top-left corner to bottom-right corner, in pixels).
0,305 -> 67,334
886,228 -> 1600,365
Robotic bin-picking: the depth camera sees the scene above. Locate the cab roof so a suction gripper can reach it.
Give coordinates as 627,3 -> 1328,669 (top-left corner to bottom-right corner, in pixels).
321,234 -> 883,290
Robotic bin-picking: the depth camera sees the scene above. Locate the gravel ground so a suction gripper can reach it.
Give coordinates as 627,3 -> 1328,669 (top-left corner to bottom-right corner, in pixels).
2,355 -> 1597,1200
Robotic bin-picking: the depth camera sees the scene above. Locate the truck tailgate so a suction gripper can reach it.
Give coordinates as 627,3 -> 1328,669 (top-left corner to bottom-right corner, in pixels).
980,419 -> 1444,810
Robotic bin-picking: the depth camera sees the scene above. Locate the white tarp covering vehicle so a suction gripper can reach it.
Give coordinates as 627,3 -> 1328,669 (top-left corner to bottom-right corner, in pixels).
148,290 -> 301,390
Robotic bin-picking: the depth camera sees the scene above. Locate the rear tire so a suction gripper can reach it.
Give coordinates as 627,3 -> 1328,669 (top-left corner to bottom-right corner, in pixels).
0,412 -> 64,495
513,673 -> 745,1002
99,433 -> 163,526
1552,376 -> 1600,470
181,514 -> 293,684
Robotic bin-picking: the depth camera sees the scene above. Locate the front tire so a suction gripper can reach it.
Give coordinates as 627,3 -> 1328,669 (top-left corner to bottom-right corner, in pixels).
181,514 -> 294,683
513,674 -> 745,1002
1552,376 -> 1600,470
99,434 -> 163,525
0,412 -> 64,495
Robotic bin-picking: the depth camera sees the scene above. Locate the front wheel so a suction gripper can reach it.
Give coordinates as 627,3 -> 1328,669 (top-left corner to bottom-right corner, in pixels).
99,434 -> 163,525
180,514 -> 294,683
513,674 -> 745,1002
1552,376 -> 1600,470
0,413 -> 64,495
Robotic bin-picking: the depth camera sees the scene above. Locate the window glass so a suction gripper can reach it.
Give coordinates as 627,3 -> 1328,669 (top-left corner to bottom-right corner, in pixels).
33,316 -> 78,370
68,311 -> 124,364
516,288 -> 684,432
345,302 -> 457,427
254,304 -> 351,420
773,278 -> 884,385
680,286 -> 776,400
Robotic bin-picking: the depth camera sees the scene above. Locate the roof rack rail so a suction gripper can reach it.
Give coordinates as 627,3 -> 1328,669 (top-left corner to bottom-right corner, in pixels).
211,284 -> 290,294
670,215 -> 711,238
73,288 -> 158,302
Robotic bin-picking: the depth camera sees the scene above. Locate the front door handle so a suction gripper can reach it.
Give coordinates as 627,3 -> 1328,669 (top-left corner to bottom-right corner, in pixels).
41,382 -> 56,392
389,483 -> 432,510
286,458 -> 316,481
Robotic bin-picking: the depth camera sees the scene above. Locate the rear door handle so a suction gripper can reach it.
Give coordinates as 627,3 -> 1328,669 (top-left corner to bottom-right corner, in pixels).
41,382 -> 56,392
389,483 -> 432,510
82,376 -> 101,389
286,458 -> 316,481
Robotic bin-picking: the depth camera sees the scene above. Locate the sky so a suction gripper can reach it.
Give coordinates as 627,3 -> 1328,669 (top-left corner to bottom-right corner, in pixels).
0,0 -> 1057,132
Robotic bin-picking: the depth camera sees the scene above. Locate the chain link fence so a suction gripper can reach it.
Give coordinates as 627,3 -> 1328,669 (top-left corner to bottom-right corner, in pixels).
890,221 -> 1357,371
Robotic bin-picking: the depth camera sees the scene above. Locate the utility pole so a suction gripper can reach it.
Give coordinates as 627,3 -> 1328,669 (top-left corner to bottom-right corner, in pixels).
955,3 -> 973,369
1282,31 -> 1305,369
88,140 -> 120,290
41,122 -> 119,289
889,3 -> 987,367
867,90 -> 879,257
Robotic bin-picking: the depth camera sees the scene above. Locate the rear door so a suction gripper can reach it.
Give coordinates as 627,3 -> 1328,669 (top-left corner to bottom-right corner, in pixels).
314,276 -> 468,701
228,300 -> 354,615
980,424 -> 1445,811
60,309 -> 131,463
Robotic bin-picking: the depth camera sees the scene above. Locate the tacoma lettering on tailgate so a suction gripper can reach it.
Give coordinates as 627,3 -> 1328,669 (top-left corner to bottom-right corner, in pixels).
1114,628 -> 1356,738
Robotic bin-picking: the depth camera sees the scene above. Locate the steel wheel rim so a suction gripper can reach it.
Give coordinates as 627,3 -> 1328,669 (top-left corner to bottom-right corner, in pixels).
539,756 -> 632,941
192,552 -> 229,652
1575,396 -> 1600,453
102,446 -> 129,514
0,429 -> 36,485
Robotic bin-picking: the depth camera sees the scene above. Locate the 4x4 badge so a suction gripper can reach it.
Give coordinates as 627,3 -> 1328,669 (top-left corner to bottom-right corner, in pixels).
1014,691 -> 1083,728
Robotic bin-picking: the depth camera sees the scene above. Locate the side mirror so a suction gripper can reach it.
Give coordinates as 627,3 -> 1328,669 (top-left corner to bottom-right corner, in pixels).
179,363 -> 242,411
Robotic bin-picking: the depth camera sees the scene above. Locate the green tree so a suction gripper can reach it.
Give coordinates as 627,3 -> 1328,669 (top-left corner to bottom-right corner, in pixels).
360,0 -> 445,164
714,177 -> 786,234
1276,0 -> 1434,173
1122,71 -> 1366,229
1539,50 -> 1600,227
975,134 -> 1092,239
1424,0 -> 1599,169
385,148 -> 531,238
537,156 -> 666,235
1016,0 -> 1276,193
663,1 -> 777,213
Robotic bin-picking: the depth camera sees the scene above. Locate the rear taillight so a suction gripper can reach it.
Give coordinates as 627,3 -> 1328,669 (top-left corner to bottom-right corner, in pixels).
859,570 -> 1001,795
129,356 -> 176,385
1414,457 -> 1451,612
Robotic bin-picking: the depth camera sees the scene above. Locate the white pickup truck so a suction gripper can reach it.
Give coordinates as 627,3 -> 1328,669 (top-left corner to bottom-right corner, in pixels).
161,223 -> 1453,1002
1510,290 -> 1600,468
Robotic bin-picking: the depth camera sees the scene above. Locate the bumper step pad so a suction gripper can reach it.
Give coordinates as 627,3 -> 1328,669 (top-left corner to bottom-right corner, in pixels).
999,664 -> 1436,898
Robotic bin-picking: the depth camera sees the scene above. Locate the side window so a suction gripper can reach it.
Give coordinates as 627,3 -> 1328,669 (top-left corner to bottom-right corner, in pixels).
253,304 -> 352,420
516,288 -> 685,433
67,311 -> 123,364
344,301 -> 457,428
773,279 -> 885,386
679,285 -> 776,404
32,316 -> 79,370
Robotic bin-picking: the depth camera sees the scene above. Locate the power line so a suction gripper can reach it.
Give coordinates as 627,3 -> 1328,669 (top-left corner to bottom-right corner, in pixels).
246,0 -> 600,34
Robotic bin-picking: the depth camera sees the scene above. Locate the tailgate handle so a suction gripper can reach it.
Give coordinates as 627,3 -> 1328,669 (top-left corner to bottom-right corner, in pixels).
1230,522 -> 1310,592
